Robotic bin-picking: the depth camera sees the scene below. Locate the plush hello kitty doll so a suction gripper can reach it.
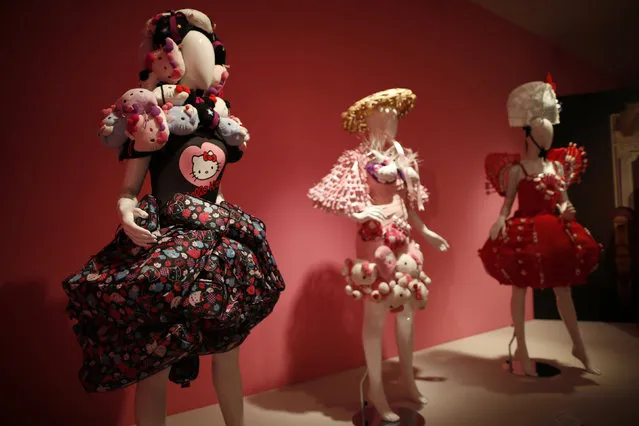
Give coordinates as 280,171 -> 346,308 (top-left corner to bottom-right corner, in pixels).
164,103 -> 200,136
139,37 -> 186,90
115,88 -> 159,115
153,84 -> 191,107
382,283 -> 412,313
342,259 -> 376,300
98,105 -> 128,151
376,243 -> 431,309
211,96 -> 249,147
125,105 -> 170,152
342,259 -> 395,303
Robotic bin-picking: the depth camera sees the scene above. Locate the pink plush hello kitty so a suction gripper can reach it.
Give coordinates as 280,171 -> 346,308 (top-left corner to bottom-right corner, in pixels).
125,105 -> 170,152
115,88 -> 159,115
140,37 -> 186,90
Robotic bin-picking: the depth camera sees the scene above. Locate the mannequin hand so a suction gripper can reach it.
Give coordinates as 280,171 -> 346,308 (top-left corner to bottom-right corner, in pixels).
489,217 -> 507,241
559,201 -> 576,221
118,197 -> 157,247
424,230 -> 450,252
352,205 -> 385,223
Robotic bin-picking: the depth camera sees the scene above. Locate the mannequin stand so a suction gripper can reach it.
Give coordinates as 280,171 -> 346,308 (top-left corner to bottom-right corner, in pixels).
354,370 -> 425,426
504,329 -> 562,378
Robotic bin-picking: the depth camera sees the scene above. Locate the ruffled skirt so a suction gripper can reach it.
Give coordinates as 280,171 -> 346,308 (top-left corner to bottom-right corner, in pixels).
479,213 -> 601,288
62,193 -> 285,392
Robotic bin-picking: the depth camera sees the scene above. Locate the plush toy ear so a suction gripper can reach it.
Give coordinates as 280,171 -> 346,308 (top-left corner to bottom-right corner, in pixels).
163,37 -> 176,52
144,52 -> 156,71
125,114 -> 141,139
161,102 -> 174,112
139,69 -> 150,82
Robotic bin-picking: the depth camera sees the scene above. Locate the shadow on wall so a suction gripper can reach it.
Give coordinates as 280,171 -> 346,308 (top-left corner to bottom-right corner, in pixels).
285,263 -> 365,383
249,263 -> 365,420
0,280 -> 125,426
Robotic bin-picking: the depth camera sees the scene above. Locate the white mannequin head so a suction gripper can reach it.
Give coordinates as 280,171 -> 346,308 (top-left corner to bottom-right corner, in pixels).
141,9 -> 228,91
365,107 -> 398,151
528,117 -> 555,151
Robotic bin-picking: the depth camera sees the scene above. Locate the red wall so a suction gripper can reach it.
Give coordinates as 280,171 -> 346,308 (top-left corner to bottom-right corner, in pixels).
0,1 -> 618,425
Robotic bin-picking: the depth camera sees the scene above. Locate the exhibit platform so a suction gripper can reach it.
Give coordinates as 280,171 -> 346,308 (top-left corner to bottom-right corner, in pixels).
163,320 -> 639,426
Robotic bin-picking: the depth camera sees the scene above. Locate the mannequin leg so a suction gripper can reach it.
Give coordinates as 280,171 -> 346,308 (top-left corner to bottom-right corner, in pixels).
511,286 -> 537,376
135,368 -> 171,426
553,287 -> 600,374
395,304 -> 427,405
363,300 -> 399,422
212,347 -> 245,426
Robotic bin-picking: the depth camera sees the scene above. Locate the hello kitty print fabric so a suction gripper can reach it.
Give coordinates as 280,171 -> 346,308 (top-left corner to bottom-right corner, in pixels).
63,194 -> 285,391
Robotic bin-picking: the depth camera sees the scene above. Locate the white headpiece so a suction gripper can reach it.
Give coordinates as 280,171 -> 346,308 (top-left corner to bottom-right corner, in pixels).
507,74 -> 560,127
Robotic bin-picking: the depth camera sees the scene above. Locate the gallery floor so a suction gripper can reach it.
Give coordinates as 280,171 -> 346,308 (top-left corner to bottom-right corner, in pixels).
164,320 -> 639,426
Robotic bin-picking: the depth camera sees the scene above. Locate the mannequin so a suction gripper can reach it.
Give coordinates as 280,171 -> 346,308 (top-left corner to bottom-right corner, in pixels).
62,10 -> 285,426
479,75 -> 602,377
308,89 -> 449,422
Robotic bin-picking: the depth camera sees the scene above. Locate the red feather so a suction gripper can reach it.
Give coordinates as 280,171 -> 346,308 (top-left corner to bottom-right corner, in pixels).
546,72 -> 557,92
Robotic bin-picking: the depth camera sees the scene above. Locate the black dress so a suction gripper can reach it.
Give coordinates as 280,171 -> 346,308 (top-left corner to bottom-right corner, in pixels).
62,130 -> 285,392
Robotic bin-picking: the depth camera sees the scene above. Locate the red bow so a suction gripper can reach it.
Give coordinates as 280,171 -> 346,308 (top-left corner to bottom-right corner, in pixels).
546,72 -> 557,92
203,151 -> 217,162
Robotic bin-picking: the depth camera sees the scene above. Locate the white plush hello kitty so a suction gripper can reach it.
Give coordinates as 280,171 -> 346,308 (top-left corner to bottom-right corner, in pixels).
409,280 -> 429,310
342,258 -> 376,300
191,151 -> 220,181
153,84 -> 191,106
382,282 -> 412,312
342,258 -> 393,303
394,252 -> 422,288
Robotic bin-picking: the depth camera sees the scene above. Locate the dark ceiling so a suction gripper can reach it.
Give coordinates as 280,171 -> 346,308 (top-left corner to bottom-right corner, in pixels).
470,0 -> 639,86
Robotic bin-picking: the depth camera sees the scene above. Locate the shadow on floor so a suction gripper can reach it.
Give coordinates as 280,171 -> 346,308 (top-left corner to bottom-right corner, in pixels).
249,262 -> 448,421
249,357 -> 445,422
609,322 -> 639,339
0,279 -> 125,426
422,349 -> 599,396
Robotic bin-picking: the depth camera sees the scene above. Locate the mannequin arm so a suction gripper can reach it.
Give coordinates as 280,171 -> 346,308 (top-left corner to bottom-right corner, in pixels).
216,184 -> 226,203
119,157 -> 151,201
407,209 -> 449,251
496,164 -> 522,220
554,161 -> 576,217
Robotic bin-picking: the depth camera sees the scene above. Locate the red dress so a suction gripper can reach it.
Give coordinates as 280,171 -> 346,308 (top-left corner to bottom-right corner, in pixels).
479,143 -> 602,288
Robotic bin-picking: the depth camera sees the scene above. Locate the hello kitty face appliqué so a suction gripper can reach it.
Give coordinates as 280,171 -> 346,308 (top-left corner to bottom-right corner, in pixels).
191,151 -> 219,181
179,138 -> 226,196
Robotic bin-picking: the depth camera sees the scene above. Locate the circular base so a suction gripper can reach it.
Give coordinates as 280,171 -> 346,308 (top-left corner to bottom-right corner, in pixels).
503,359 -> 562,378
352,405 -> 425,426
